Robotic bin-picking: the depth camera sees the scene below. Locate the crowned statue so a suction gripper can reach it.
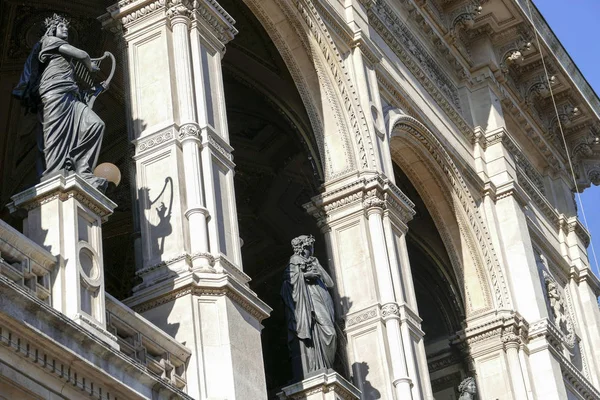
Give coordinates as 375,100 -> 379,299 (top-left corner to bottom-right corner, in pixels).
281,235 -> 337,381
13,13 -> 113,191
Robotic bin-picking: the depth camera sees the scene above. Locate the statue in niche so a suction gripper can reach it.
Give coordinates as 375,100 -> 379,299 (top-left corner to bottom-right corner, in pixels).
281,235 -> 337,380
542,272 -> 576,349
458,377 -> 477,400
546,279 -> 567,327
13,14 -> 113,191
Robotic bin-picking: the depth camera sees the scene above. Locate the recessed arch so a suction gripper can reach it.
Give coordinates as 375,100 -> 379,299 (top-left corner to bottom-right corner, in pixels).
239,0 -> 376,178
387,110 -> 512,316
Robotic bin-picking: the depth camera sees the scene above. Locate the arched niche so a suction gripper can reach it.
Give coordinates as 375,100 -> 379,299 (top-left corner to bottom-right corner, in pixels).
388,111 -> 513,397
219,0 -> 349,392
388,112 -> 512,316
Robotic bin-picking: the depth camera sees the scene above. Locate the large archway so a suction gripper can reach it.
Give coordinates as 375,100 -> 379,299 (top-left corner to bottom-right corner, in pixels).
219,0 -> 339,394
388,111 -> 513,398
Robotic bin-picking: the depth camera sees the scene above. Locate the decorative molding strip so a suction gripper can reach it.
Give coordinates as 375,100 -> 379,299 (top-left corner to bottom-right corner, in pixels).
287,0 -> 375,170
362,0 -> 461,111
135,129 -> 175,155
345,305 -> 379,328
131,277 -> 271,322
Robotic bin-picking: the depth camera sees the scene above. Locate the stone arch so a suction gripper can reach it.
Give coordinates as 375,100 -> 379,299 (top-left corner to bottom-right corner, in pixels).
387,110 -> 512,316
241,0 -> 376,179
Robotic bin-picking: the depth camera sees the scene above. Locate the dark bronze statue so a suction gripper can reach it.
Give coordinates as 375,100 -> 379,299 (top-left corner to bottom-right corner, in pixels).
281,235 -> 337,380
13,14 -> 114,191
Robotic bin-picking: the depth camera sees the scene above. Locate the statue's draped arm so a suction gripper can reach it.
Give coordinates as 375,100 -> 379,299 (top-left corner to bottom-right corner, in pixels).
281,255 -> 313,341
57,44 -> 95,71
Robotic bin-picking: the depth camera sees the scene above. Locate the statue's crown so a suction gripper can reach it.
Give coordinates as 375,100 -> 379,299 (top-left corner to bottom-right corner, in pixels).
44,13 -> 70,30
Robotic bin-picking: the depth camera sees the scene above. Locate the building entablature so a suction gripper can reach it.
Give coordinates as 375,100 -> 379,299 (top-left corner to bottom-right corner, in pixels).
304,171 -> 416,230
353,0 -> 600,191
102,0 -> 238,51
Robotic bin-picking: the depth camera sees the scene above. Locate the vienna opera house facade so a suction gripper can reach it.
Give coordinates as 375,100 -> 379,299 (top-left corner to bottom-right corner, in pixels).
1,0 -> 600,399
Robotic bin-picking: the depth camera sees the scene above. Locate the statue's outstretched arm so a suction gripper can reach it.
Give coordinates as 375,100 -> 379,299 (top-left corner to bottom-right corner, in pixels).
58,44 -> 98,72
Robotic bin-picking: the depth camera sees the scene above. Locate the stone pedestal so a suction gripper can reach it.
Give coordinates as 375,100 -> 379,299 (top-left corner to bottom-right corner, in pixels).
277,370 -> 361,400
8,173 -> 118,348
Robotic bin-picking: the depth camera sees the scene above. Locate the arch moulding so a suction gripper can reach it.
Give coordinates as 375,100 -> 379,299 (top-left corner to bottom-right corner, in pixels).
241,0 -> 376,179
388,111 -> 513,316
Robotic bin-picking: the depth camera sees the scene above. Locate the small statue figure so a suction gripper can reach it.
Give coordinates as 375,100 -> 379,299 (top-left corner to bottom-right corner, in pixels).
13,14 -> 107,191
458,377 -> 477,400
546,280 -> 566,327
281,235 -> 337,380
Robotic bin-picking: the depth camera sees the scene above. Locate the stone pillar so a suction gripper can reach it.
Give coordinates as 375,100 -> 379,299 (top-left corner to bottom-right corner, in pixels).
305,172 -> 433,400
104,1 -> 271,398
502,330 -> 529,399
277,370 -> 361,400
8,173 -> 117,348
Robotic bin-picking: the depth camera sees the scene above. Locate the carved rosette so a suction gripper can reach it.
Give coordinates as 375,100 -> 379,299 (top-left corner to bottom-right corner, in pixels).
178,123 -> 201,141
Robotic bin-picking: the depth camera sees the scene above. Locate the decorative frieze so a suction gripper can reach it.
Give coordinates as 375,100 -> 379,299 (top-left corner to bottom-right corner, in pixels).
305,174 -> 415,227
135,130 -> 175,155
362,0 -> 461,111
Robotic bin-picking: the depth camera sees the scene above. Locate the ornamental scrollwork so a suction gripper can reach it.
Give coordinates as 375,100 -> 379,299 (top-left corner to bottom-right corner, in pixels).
381,303 -> 400,319
178,123 -> 201,141
166,0 -> 192,20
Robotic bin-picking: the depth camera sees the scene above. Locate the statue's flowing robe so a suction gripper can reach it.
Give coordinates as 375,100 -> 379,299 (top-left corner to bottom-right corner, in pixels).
281,254 -> 337,377
38,36 -> 104,182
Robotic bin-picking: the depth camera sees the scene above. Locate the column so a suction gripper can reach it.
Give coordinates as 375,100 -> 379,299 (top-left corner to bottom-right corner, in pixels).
502,332 -> 529,399
169,4 -> 212,270
103,1 -> 270,398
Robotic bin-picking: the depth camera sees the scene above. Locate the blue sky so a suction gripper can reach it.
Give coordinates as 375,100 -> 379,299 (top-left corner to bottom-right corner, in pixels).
534,0 -> 600,275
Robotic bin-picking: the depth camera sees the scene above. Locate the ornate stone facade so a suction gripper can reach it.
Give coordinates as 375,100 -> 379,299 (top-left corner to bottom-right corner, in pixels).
1,0 -> 600,399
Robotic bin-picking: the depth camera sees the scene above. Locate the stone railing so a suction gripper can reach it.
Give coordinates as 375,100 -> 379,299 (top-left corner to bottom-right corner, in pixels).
0,219 -> 55,304
105,294 -> 191,390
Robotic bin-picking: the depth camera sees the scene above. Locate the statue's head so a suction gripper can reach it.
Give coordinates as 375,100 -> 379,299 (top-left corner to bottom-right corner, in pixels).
291,235 -> 315,256
44,13 -> 70,40
458,377 -> 476,395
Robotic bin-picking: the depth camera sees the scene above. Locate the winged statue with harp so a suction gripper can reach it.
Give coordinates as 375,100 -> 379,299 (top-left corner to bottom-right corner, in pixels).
12,13 -> 116,192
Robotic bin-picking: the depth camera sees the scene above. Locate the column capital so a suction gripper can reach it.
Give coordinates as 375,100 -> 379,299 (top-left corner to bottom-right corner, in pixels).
178,122 -> 202,142
167,0 -> 192,23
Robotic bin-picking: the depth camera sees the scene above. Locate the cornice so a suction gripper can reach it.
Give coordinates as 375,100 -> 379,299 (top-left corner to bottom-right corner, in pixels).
130,272 -> 272,322
104,0 -> 237,47
304,172 -> 416,228
362,0 -> 463,115
8,173 -> 117,220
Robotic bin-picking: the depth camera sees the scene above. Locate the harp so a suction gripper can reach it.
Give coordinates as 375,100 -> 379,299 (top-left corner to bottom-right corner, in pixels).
73,51 -> 116,109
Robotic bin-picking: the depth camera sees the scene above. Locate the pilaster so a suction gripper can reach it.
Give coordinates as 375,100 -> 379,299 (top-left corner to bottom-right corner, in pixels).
103,1 -> 269,398
305,171 -> 432,400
